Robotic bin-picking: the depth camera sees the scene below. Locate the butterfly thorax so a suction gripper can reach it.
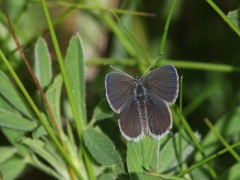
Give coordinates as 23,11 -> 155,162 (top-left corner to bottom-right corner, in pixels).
134,76 -> 148,134
134,77 -> 146,101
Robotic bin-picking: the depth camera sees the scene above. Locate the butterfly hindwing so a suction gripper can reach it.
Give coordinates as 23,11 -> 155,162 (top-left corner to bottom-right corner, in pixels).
118,98 -> 143,141
146,94 -> 172,139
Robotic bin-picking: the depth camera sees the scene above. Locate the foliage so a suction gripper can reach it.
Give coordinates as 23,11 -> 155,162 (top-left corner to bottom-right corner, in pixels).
1,0 -> 240,180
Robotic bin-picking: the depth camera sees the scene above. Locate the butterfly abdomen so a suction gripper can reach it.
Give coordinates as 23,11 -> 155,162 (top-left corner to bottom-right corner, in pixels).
137,101 -> 148,134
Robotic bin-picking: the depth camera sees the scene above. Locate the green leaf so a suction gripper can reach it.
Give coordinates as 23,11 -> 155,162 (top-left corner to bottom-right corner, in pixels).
157,131 -> 196,173
0,147 -> 16,164
200,107 -> 240,157
34,37 -> 52,89
0,70 -> 33,118
30,152 -> 64,180
32,125 -> 47,139
1,127 -> 29,156
83,128 -> 124,174
98,173 -> 115,180
20,137 -> 69,179
93,99 -> 115,121
228,8 -> 240,30
0,108 -> 36,131
191,167 -> 210,180
0,157 -> 26,180
219,163 -> 240,180
65,35 -> 86,124
127,135 -> 159,180
0,95 -> 15,112
45,74 -> 63,134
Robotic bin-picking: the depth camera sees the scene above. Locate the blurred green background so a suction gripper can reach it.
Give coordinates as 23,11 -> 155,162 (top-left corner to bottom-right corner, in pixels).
1,0 -> 240,179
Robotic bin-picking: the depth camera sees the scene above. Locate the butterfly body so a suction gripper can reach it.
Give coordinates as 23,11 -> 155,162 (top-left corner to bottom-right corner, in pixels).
105,65 -> 179,141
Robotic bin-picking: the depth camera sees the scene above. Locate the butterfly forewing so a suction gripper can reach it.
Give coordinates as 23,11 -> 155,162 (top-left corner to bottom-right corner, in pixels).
143,65 -> 178,104
146,94 -> 172,139
105,72 -> 134,113
118,99 -> 143,141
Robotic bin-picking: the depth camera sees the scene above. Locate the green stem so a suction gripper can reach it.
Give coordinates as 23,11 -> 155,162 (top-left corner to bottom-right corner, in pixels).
178,76 -> 183,171
50,1 -> 155,17
40,0 -> 94,179
205,118 -> 240,162
40,0 -> 83,140
157,0 -> 176,67
206,0 -> 240,36
177,140 -> 240,177
0,49 -> 84,180
171,106 -> 217,179
111,9 -> 150,66
183,80 -> 223,116
90,0 -> 136,58
85,58 -> 240,73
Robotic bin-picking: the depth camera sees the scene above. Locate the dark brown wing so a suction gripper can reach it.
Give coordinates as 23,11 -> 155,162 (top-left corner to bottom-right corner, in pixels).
146,94 -> 172,139
118,99 -> 144,141
105,72 -> 134,113
143,65 -> 178,104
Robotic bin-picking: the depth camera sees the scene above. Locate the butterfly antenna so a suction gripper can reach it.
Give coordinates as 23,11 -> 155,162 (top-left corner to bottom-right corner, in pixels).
105,63 -> 131,77
140,52 -> 163,80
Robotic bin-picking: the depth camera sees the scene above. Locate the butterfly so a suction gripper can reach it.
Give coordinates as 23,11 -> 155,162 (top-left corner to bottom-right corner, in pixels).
105,65 -> 179,141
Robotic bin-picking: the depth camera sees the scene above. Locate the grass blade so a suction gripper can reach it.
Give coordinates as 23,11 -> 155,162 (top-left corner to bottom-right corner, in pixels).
111,9 -> 150,66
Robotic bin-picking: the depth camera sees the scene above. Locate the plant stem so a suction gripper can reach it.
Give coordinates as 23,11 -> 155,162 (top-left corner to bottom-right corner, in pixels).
206,0 -> 240,36
178,76 -> 183,171
112,9 -> 150,66
177,140 -> 240,177
157,0 -> 176,67
205,118 -> 240,162
0,49 -> 84,180
40,0 -> 94,179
